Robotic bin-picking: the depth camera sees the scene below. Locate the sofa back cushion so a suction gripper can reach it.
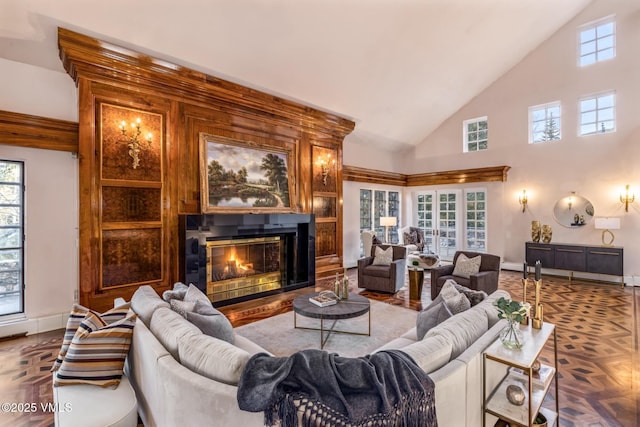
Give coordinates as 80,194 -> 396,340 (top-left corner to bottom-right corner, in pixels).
400,334 -> 453,374
179,334 -> 251,386
150,307 -> 201,361
131,285 -> 170,326
425,306 -> 489,359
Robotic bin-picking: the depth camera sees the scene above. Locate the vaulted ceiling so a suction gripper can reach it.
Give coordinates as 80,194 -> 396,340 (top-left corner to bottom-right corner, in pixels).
0,0 -> 592,151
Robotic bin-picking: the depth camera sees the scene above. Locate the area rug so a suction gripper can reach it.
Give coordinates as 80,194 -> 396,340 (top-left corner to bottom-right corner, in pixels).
234,300 -> 417,357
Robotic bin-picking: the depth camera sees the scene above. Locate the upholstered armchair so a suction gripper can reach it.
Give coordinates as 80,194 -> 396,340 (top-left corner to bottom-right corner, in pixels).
357,244 -> 407,293
430,250 -> 500,300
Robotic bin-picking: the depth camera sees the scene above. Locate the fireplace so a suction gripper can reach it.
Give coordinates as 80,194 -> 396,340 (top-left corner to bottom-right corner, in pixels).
179,214 -> 315,305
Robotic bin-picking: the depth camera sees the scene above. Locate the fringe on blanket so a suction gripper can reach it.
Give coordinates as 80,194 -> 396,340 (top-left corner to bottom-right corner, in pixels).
266,389 -> 437,427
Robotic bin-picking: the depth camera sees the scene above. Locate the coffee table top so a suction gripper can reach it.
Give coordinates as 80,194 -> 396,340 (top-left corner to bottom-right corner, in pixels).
293,292 -> 370,320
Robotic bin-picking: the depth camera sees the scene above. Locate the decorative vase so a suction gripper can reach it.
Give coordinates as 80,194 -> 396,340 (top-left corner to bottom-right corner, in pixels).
500,318 -> 524,350
541,224 -> 552,243
531,221 -> 541,243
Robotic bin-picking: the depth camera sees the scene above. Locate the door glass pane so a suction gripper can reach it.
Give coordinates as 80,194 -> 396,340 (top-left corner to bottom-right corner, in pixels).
0,160 -> 24,316
465,190 -> 487,252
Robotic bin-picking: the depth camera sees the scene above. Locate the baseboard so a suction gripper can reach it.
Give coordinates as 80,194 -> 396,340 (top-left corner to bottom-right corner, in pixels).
501,262 -> 633,286
0,312 -> 67,338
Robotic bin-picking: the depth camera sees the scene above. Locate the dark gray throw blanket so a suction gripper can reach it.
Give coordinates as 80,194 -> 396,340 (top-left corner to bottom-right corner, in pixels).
237,349 -> 437,427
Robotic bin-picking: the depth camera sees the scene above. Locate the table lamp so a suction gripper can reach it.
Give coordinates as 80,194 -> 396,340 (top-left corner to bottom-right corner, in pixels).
594,217 -> 620,247
379,216 -> 397,243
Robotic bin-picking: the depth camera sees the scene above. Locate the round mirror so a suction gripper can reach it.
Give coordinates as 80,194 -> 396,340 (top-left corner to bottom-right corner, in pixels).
553,193 -> 595,227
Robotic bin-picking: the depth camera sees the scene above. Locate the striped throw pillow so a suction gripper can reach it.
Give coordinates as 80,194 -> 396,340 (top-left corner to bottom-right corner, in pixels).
54,310 -> 137,388
51,303 -> 131,372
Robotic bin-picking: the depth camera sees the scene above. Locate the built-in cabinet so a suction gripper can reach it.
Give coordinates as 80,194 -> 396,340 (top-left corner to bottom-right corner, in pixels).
59,28 -> 354,311
525,242 -> 623,285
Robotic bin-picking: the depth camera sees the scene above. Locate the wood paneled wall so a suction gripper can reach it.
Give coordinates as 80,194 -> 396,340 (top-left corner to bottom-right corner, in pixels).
58,28 -> 354,311
343,164 -> 511,186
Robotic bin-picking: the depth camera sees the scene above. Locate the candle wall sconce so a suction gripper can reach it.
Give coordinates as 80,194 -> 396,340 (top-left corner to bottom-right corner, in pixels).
316,153 -> 335,186
119,118 -> 152,169
518,189 -> 528,213
620,184 -> 635,212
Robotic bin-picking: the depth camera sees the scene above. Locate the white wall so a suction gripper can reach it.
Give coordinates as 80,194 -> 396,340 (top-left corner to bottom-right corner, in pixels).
0,59 -> 78,335
343,0 -> 640,282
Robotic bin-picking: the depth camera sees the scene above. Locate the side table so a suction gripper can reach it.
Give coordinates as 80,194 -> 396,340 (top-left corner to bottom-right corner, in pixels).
408,267 -> 424,300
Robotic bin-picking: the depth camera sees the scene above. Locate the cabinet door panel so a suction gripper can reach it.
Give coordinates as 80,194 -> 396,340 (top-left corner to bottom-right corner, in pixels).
555,246 -> 586,271
587,248 -> 623,276
526,243 -> 554,268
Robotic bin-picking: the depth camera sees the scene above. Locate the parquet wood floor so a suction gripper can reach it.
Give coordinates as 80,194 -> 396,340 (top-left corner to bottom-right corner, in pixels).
0,270 -> 637,426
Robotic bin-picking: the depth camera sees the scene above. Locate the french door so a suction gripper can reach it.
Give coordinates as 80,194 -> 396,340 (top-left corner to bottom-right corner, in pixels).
416,189 -> 486,261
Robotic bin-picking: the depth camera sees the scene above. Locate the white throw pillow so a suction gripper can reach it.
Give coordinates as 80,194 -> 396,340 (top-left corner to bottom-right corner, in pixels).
372,246 -> 393,266
452,253 -> 482,278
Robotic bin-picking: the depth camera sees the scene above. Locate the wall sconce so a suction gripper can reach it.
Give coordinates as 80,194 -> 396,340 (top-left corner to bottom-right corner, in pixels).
119,118 -> 152,169
518,189 -> 528,213
594,217 -> 620,247
316,153 -> 335,186
620,184 -> 635,212
379,216 -> 397,243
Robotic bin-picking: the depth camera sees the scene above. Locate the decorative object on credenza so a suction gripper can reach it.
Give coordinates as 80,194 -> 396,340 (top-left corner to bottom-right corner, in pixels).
541,224 -> 552,243
118,117 -> 152,169
531,359 -> 541,375
518,189 -> 528,213
198,133 -> 297,213
380,216 -> 397,243
620,184 -> 635,212
506,384 -> 526,406
494,297 -> 529,349
520,262 -> 530,326
595,217 -> 620,247
532,261 -> 544,329
531,221 -> 541,243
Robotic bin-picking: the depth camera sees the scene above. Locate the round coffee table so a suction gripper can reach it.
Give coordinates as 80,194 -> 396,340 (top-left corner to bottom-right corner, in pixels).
292,292 -> 371,349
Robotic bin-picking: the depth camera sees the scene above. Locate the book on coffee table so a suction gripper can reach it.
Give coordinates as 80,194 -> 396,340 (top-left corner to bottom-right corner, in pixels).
309,292 -> 338,307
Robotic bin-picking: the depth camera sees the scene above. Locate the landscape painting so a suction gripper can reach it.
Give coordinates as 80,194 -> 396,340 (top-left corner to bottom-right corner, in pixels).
199,134 -> 295,213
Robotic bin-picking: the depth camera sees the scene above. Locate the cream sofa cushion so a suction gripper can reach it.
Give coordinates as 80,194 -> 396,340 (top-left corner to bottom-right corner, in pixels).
400,334 -> 453,374
425,306 -> 489,359
179,334 -> 251,386
150,307 -> 201,361
131,285 -> 169,326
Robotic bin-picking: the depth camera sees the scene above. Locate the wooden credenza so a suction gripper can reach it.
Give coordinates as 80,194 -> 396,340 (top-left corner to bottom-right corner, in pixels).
525,242 -> 624,285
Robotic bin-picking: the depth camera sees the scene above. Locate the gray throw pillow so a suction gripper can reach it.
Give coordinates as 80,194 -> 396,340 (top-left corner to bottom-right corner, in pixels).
184,284 -> 212,305
169,299 -> 196,317
416,301 -> 453,340
184,308 -> 235,344
444,293 -> 471,314
162,282 -> 189,302
453,283 -> 488,307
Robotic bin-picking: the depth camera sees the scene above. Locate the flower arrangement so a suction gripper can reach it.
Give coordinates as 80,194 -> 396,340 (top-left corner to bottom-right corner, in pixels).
494,297 -> 530,349
494,297 -> 530,323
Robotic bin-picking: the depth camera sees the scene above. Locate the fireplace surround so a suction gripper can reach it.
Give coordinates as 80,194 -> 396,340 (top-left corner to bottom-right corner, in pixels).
179,213 -> 315,305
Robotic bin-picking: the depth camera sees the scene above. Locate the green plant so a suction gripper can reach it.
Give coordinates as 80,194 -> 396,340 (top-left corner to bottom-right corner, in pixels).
412,260 -> 419,266
494,297 -> 529,323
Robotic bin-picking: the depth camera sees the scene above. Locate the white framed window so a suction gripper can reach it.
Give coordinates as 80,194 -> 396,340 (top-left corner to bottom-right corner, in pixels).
465,189 -> 487,253
578,16 -> 615,67
529,102 -> 561,143
463,117 -> 488,152
579,91 -> 616,136
0,160 -> 25,317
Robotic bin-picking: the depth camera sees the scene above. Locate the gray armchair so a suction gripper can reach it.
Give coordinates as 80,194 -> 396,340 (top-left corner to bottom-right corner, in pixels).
357,244 -> 407,293
430,250 -> 500,300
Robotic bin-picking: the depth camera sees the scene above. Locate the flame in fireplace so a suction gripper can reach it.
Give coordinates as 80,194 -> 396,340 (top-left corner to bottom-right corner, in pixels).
224,248 -> 254,276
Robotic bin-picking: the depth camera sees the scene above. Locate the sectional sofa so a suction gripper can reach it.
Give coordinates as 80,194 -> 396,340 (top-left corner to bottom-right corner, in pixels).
105,283 -> 511,427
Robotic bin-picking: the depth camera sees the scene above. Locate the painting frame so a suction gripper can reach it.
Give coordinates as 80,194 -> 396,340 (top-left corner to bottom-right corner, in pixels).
199,133 -> 297,214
